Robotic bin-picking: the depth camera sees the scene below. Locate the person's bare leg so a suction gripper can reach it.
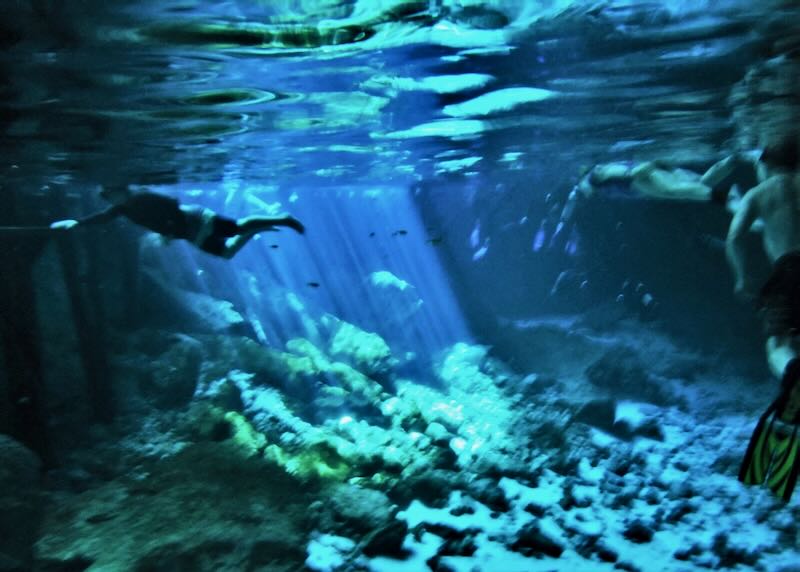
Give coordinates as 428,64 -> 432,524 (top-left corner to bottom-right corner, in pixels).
238,215 -> 305,235
219,216 -> 305,258
220,235 -> 251,259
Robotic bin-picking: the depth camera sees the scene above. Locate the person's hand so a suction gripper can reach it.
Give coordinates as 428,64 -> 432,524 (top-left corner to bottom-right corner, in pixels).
50,219 -> 79,230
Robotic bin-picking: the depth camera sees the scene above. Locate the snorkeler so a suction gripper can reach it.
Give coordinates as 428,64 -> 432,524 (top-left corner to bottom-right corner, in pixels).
546,151 -> 763,250
726,137 -> 800,501
49,185 -> 305,259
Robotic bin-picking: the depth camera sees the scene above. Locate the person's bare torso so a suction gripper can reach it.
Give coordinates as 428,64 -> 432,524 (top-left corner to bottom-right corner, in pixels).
755,174 -> 800,262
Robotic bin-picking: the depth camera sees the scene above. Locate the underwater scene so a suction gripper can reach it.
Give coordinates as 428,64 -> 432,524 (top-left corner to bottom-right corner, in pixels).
1,0 -> 799,570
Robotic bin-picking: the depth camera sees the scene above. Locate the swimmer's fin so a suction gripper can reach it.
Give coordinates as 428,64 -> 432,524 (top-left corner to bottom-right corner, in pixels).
739,359 -> 800,502
738,407 -> 800,501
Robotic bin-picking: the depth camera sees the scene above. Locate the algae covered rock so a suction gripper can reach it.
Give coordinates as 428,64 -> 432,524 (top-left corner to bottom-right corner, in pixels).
35,443 -> 311,571
203,336 -> 321,394
325,317 -> 397,378
142,334 -> 204,409
187,403 -> 266,458
437,342 -> 491,389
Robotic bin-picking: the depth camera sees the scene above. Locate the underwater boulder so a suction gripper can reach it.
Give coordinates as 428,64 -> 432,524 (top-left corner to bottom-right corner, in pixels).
141,334 -> 204,409
387,468 -> 458,509
34,443 -> 311,571
585,346 -> 672,405
139,270 -> 245,334
509,521 -> 565,558
323,316 -> 398,379
310,483 -> 408,557
489,319 -> 609,378
0,435 -> 42,571
196,377 -> 244,412
313,483 -> 397,537
437,342 -> 491,388
466,478 -> 511,513
365,270 -> 423,333
204,336 -> 320,394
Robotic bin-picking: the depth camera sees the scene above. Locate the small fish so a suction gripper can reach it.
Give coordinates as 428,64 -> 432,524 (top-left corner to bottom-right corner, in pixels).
469,220 -> 481,249
392,229 -> 408,236
532,221 -> 546,252
564,227 -> 580,256
426,236 -> 444,246
472,239 -> 489,261
270,244 -> 279,249
369,231 -> 376,237
307,282 -> 320,288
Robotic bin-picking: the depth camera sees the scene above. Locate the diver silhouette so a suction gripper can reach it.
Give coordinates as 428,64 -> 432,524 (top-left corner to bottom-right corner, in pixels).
49,185 -> 305,259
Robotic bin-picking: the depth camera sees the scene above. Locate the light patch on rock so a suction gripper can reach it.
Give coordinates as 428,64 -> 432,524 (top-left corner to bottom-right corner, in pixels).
305,534 -> 357,572
369,270 -> 411,291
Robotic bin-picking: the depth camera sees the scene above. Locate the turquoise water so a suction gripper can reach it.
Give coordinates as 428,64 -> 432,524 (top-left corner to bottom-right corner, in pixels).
6,0 -> 795,349
1,1 -> 799,570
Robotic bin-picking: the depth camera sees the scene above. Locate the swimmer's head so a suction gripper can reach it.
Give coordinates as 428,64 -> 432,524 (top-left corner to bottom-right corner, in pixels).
760,136 -> 799,173
100,185 -> 132,205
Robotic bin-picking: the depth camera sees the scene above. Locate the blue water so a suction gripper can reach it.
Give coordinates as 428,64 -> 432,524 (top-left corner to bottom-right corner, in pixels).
2,1 -> 799,570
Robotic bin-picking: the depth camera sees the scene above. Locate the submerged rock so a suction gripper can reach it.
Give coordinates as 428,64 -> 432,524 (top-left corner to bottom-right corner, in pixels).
366,271 -> 423,334
510,521 -> 565,558
324,316 -> 398,379
0,435 -> 42,572
142,334 -> 204,409
313,483 -> 407,556
139,271 -> 245,334
35,443 -> 311,571
314,483 -> 397,536
623,519 -> 655,544
585,347 -> 672,405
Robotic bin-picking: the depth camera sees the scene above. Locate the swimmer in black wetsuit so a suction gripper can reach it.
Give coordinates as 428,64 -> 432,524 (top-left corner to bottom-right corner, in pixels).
50,186 -> 305,259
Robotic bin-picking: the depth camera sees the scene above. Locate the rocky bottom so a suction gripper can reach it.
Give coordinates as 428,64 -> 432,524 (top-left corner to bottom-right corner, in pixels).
5,316 -> 799,571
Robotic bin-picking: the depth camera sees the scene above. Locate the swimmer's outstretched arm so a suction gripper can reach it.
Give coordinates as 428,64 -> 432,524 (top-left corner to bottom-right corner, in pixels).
50,206 -> 123,230
701,154 -> 739,189
701,151 -> 761,189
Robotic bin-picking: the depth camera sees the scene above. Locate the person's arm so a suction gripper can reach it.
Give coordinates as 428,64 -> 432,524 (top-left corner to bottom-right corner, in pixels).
50,205 -> 123,230
77,205 -> 123,226
701,154 -> 739,189
725,189 -> 760,297
701,151 -> 762,204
